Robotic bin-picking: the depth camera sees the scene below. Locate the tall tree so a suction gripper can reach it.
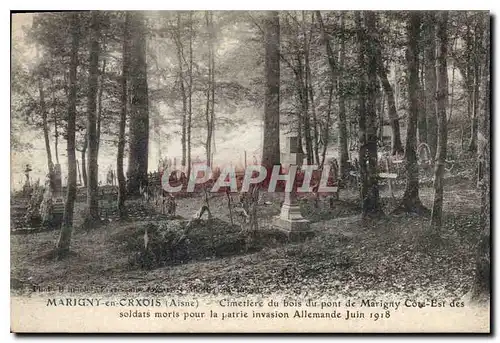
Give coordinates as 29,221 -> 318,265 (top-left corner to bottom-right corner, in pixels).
430,11 -> 449,229
84,11 -> 101,223
50,77 -> 60,165
468,16 -> 483,152
294,14 -> 313,165
316,11 -> 349,179
173,12 -> 188,169
336,12 -> 349,178
127,11 -> 150,195
359,11 -> 384,217
320,79 -> 334,169
56,13 -> 80,254
417,60 -> 427,145
261,11 -> 281,169
37,70 -> 54,182
459,15 -> 474,151
117,12 -> 130,218
374,30 -> 404,156
204,11 -> 216,167
303,11 -> 318,164
34,47 -> 55,189
78,135 -> 88,187
471,12 -> 490,302
395,12 -> 429,215
424,11 -> 438,158
186,12 -> 193,177
210,13 -> 216,162
356,12 -> 367,208
96,55 -> 107,158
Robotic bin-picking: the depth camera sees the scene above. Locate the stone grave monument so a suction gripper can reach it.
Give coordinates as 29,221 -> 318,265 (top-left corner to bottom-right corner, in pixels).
273,136 -> 313,241
40,164 -> 64,228
22,164 -> 33,196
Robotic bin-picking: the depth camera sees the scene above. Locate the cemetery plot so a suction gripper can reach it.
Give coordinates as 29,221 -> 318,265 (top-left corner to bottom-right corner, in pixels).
10,179 -> 481,299
10,11 -> 490,322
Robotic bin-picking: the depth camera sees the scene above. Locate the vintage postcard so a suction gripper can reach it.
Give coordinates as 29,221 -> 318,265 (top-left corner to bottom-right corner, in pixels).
10,10 -> 490,333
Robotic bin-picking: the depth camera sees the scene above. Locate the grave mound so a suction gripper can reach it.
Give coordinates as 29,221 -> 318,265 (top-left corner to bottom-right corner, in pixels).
111,218 -> 288,269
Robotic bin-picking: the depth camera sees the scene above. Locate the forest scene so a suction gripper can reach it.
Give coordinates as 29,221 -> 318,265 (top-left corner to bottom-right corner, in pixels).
10,10 -> 490,304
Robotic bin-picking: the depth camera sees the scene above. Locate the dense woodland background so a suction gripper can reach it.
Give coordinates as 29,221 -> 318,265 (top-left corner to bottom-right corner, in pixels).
11,11 -> 490,301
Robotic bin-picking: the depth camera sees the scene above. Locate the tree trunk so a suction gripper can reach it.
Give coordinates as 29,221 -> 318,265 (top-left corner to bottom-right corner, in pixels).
187,12 -> 193,177
377,83 -> 384,143
81,136 -> 88,188
471,13 -> 490,301
205,12 -> 212,167
464,83 -> 473,151
468,20 -> 483,153
375,38 -> 404,155
297,106 -> 303,153
396,12 -> 429,215
360,12 -> 384,217
394,64 -> 402,115
85,11 -> 101,223
117,12 -> 130,218
424,11 -> 438,159
50,78 -> 60,166
378,73 -> 404,155
96,55 -> 106,158
462,20 -> 474,152
468,75 -> 479,152
304,20 -> 319,165
127,12 -> 149,195
179,68 -> 187,169
76,159 -> 82,186
320,80 -> 334,169
38,77 -> 54,184
301,12 -> 313,165
57,13 -> 80,254
54,116 -> 59,165
449,58 -> 456,124
337,13 -> 349,180
309,84 -> 320,165
204,11 -> 216,167
297,54 -> 313,165
210,12 -> 216,163
317,11 -> 349,179
356,12 -> 368,208
430,11 -> 449,229
261,11 -> 281,169
205,84 -> 212,166
175,13 -> 188,168
417,63 -> 427,145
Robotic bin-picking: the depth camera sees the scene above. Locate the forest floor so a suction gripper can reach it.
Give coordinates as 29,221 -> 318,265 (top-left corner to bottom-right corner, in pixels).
11,176 -> 481,300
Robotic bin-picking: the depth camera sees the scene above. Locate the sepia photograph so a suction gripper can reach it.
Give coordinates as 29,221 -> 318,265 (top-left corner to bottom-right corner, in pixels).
10,9 -> 491,333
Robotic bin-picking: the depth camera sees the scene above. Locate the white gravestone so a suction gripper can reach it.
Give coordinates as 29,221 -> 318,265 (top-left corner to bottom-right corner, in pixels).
274,136 -> 313,241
